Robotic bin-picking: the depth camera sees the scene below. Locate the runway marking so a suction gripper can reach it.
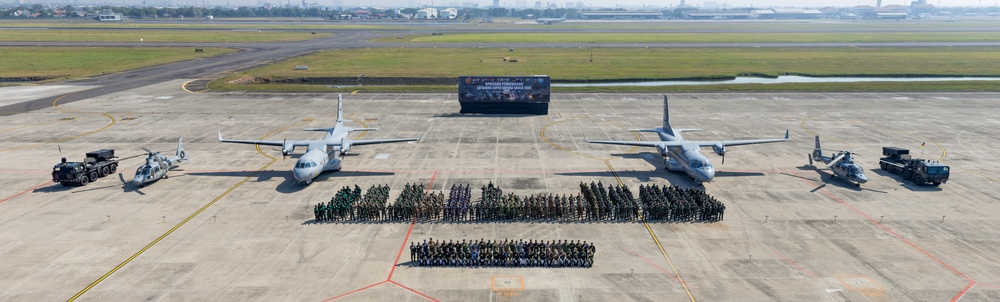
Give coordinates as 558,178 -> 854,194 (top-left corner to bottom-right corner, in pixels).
951,281 -> 975,302
626,249 -> 674,276
322,280 -> 388,302
767,247 -> 817,278
0,180 -> 52,204
68,158 -> 280,301
68,122 -> 299,301
0,92 -> 116,153
322,170 -> 440,302
790,170 -> 981,294
604,160 -> 696,302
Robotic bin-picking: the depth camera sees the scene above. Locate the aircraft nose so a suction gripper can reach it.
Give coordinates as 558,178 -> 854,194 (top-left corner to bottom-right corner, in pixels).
292,168 -> 310,182
696,168 -> 715,183
856,174 -> 868,183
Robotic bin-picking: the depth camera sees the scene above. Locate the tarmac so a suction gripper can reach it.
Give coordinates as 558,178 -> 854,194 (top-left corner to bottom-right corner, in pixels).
1,82 -> 1000,301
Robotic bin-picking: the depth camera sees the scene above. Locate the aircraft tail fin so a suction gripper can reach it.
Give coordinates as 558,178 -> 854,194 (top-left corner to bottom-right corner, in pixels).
812,135 -> 822,160
336,94 -> 344,126
662,95 -> 675,136
175,136 -> 187,161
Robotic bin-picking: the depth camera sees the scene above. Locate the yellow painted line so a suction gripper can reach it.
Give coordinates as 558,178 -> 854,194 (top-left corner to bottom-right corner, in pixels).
69,122 -> 300,301
603,160 -> 697,302
0,93 -> 116,153
67,159 -> 278,302
351,91 -> 360,94
180,80 -> 196,93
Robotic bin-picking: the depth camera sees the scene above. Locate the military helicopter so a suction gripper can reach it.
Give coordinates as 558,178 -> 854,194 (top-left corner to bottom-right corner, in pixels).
120,136 -> 187,188
807,135 -> 868,187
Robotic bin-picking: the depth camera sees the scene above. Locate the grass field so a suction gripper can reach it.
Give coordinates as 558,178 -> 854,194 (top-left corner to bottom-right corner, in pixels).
0,29 -> 330,42
222,47 -> 1000,80
209,80 -> 1000,93
0,47 -> 233,79
387,32 -> 1000,43
211,47 -> 1000,92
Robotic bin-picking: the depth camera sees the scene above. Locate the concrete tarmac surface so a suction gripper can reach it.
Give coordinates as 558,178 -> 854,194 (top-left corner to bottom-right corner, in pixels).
1,83 -> 999,301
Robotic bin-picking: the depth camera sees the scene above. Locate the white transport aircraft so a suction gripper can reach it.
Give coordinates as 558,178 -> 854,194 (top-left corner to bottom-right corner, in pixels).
219,94 -> 418,184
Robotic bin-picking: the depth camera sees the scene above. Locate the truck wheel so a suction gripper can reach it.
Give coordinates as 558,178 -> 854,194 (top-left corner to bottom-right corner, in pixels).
110,164 -> 117,174
79,176 -> 89,186
60,182 -> 70,187
101,166 -> 110,177
90,172 -> 99,182
903,171 -> 913,180
880,163 -> 887,170
914,175 -> 924,185
933,182 -> 941,186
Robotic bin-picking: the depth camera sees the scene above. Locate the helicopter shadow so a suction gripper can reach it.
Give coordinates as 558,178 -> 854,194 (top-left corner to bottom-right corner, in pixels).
789,165 -> 887,194
275,170 -> 397,194
870,169 -> 943,192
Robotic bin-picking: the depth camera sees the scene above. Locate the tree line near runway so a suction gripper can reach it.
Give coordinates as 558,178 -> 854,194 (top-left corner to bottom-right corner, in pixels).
312,182 -> 725,223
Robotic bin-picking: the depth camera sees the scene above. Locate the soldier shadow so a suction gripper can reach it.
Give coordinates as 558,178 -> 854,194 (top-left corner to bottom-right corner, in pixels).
870,169 -> 943,192
555,170 -> 703,189
434,113 -> 538,118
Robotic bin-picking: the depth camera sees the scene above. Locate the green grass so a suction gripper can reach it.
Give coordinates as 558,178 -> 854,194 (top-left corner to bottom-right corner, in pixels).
208,81 -> 1000,93
0,47 -> 234,79
383,32 -> 1000,43
0,29 -> 330,42
212,47 -> 1000,92
219,47 -> 1000,80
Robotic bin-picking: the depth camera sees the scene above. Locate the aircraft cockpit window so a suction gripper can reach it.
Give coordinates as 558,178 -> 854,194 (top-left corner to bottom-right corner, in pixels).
692,161 -> 709,169
297,162 -> 318,169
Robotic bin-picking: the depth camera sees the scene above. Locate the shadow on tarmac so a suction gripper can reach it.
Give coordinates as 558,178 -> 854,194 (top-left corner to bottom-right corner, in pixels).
870,169 -> 944,192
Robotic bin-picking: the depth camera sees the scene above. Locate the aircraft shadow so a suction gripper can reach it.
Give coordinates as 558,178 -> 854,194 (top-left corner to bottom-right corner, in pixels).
185,170 -> 287,182
870,169 -> 943,192
276,170 -> 396,194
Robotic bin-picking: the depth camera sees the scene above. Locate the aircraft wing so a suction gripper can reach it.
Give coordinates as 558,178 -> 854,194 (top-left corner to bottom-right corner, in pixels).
218,131 -> 313,147
586,140 -> 663,148
347,138 -> 419,146
688,129 -> 789,147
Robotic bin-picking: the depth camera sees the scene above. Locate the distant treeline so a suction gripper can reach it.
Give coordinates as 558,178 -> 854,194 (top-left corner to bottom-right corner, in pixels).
1,5 -> 585,20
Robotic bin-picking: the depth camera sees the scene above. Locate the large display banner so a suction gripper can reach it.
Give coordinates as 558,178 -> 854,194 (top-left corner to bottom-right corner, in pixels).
458,76 -> 550,103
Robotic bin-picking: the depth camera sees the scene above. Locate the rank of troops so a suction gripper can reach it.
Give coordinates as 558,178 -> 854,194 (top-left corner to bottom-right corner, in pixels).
410,238 -> 595,267
314,181 -> 725,223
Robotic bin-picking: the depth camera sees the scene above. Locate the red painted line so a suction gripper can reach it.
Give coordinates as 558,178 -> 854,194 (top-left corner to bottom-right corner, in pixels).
978,282 -> 1000,289
627,249 -> 674,277
767,247 -> 817,278
0,180 -> 52,204
790,171 -> 974,283
950,281 -> 976,302
387,219 -> 416,281
389,280 -> 439,302
322,280 -> 387,302
425,170 -> 438,191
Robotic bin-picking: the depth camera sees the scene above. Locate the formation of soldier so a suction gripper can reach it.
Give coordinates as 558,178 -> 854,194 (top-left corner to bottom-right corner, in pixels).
314,182 -> 725,223
638,184 -> 725,222
443,184 -> 472,221
410,238 -> 595,267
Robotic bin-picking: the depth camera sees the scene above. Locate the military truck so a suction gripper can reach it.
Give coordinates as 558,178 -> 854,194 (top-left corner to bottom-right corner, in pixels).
879,147 -> 949,186
52,149 -> 119,186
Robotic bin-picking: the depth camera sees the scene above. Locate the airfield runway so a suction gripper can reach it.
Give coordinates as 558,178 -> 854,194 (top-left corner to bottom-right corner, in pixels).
1,82 -> 999,301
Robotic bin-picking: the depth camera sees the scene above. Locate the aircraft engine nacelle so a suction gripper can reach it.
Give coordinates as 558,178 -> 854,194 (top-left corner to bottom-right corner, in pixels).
340,141 -> 352,154
281,141 -> 294,156
712,143 -> 726,156
656,144 -> 668,157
